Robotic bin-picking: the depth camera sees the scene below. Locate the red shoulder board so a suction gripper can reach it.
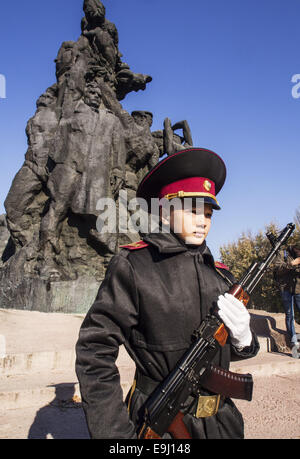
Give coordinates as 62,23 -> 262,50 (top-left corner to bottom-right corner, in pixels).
215,261 -> 230,271
120,240 -> 149,251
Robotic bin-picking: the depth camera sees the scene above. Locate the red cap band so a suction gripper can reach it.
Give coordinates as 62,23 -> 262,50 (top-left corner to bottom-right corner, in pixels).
159,177 -> 216,199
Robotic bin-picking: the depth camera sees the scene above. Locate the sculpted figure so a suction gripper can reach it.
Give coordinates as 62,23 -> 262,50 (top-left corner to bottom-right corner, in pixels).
4,85 -> 59,247
55,41 -> 77,82
82,0 -> 120,70
163,118 -> 193,156
151,129 -> 164,158
81,0 -> 152,100
0,0 -> 164,311
115,69 -> 152,101
98,80 -> 159,182
39,82 -> 126,266
151,118 -> 194,159
54,36 -> 95,120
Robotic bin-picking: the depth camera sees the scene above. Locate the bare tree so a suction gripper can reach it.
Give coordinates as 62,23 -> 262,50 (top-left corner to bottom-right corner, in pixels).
295,205 -> 300,232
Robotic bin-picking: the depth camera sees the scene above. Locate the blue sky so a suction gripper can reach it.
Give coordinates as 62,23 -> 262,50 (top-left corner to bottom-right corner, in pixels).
0,0 -> 299,258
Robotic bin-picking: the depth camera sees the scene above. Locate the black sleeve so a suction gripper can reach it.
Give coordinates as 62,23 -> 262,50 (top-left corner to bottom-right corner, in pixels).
230,330 -> 260,360
75,252 -> 139,439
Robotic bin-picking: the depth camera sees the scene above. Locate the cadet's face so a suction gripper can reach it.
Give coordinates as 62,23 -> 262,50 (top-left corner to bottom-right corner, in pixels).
169,201 -> 213,245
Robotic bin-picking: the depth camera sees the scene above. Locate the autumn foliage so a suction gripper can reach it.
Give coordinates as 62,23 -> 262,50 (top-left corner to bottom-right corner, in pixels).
220,216 -> 300,313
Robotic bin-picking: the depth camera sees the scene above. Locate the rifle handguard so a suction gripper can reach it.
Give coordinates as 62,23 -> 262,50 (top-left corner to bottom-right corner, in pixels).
228,284 -> 250,306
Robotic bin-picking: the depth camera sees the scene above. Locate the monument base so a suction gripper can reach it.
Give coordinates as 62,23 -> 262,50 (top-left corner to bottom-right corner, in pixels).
0,275 -> 100,314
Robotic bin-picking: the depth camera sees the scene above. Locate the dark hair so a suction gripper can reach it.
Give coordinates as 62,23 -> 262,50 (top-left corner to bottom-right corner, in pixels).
288,245 -> 300,258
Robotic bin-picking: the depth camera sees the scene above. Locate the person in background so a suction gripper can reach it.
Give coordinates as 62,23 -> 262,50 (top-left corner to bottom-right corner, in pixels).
274,245 -> 300,354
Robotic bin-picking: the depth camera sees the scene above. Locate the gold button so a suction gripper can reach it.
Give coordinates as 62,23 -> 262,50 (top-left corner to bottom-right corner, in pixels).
203,180 -> 212,191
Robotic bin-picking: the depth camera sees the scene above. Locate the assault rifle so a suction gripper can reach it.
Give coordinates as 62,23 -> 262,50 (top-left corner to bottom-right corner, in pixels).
138,223 -> 295,439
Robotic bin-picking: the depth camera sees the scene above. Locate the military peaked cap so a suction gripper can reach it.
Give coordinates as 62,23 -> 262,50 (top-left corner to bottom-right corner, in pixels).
136,148 -> 226,210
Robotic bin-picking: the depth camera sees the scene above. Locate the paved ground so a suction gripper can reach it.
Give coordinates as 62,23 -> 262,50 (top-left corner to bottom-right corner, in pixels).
236,373 -> 300,439
0,307 -> 299,439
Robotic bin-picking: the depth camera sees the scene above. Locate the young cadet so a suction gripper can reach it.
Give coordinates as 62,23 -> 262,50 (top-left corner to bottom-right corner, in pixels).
75,148 -> 259,439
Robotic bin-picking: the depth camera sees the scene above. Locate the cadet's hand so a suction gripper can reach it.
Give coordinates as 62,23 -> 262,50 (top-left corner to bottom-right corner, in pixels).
217,293 -> 252,349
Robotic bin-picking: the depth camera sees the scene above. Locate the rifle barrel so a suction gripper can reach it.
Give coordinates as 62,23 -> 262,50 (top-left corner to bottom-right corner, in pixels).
245,223 -> 295,294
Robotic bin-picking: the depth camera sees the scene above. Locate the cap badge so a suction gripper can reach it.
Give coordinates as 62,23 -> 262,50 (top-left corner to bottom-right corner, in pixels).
203,180 -> 212,191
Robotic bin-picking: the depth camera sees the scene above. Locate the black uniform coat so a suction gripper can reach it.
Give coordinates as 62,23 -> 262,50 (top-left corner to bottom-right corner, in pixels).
75,231 -> 259,439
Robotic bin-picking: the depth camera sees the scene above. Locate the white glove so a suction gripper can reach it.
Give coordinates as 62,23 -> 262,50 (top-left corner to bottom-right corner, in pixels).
217,293 -> 252,349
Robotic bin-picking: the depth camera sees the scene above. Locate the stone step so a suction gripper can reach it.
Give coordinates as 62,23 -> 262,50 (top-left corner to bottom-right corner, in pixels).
256,336 -> 271,352
0,367 -> 133,411
0,334 -> 271,377
0,350 -> 76,376
2,349 -> 299,412
0,345 -> 135,411
1,341 -> 299,412
230,351 -> 300,377
0,345 -> 135,376
0,369 -> 80,410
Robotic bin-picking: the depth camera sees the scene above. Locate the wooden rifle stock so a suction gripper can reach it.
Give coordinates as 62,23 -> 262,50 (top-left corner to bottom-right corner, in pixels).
167,412 -> 191,439
138,425 -> 161,439
139,412 -> 191,439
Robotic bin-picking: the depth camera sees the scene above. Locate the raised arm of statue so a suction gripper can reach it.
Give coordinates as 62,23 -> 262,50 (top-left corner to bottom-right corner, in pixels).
163,117 -> 175,156
98,79 -> 132,130
163,118 -> 193,156
171,120 -> 193,146
82,29 -> 97,38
